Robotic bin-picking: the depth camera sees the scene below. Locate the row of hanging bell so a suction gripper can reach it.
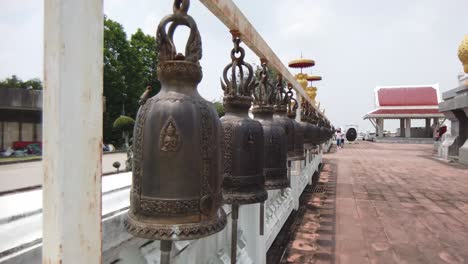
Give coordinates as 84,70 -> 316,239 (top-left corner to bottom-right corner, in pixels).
124,2 -> 330,264
300,99 -> 321,149
219,31 -> 269,264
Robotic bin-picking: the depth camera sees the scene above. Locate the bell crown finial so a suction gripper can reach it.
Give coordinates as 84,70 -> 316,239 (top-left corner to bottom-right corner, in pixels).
252,60 -> 275,108
156,0 -> 202,84
286,83 -> 298,118
156,0 -> 201,63
220,33 -> 255,110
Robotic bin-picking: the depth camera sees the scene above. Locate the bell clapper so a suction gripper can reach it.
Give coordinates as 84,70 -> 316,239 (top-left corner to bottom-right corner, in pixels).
160,240 -> 172,264
231,204 -> 239,264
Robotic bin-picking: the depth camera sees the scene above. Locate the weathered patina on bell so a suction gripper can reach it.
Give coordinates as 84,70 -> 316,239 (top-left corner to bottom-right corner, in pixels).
220,33 -> 267,205
273,75 -> 296,158
286,84 -> 305,160
125,0 -> 226,242
252,60 -> 289,190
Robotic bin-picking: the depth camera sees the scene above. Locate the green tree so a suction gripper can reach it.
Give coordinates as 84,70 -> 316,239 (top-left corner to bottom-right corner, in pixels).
213,101 -> 225,117
130,29 -> 160,95
0,75 -> 43,89
103,17 -> 130,146
103,17 -> 160,147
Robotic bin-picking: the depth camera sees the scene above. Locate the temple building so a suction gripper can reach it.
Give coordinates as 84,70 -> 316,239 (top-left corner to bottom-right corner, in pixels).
0,88 -> 42,150
364,85 -> 444,143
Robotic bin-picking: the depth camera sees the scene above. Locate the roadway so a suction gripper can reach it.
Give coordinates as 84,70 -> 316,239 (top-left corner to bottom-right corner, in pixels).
0,152 -> 127,193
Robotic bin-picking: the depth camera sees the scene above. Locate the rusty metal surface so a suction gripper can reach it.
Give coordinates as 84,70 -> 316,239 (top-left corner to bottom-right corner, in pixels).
43,0 -> 103,262
126,0 -> 226,241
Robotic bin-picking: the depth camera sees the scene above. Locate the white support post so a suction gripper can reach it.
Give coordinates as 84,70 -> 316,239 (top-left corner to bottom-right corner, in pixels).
405,118 -> 411,138
43,0 -> 103,263
376,118 -> 384,137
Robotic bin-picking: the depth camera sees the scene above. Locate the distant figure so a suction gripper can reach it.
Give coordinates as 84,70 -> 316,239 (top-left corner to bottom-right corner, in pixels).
436,125 -> 447,141
336,129 -> 343,149
340,133 -> 345,148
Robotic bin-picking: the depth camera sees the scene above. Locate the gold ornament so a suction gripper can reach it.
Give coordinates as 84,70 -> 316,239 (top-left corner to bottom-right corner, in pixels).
458,34 -> 468,73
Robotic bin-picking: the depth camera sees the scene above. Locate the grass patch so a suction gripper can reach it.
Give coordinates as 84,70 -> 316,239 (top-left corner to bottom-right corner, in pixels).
0,155 -> 42,164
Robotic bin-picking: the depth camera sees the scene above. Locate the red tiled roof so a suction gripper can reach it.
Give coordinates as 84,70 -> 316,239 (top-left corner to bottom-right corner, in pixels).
368,109 -> 441,115
378,87 -> 438,106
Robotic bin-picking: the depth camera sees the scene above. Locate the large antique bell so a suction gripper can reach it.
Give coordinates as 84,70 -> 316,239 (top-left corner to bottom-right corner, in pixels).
252,60 -> 289,190
125,0 -> 226,253
286,84 -> 306,160
220,33 -> 267,206
219,33 -> 268,264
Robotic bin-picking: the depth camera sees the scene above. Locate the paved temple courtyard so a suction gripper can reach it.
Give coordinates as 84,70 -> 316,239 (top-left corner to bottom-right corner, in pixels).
283,141 -> 468,264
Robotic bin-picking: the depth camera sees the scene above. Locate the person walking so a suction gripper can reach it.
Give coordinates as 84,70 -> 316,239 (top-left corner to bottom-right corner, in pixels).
336,129 -> 342,149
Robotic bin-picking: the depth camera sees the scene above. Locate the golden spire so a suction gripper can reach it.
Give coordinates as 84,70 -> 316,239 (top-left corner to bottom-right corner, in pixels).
458,34 -> 468,73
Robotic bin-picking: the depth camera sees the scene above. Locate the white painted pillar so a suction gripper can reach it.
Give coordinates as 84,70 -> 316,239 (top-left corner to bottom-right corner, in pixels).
425,118 -> 431,137
400,118 -> 405,137
376,118 -> 384,137
43,0 -> 103,263
405,118 -> 411,138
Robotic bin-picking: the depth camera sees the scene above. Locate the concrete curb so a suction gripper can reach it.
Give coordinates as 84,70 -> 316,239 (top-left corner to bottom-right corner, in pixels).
0,150 -> 126,166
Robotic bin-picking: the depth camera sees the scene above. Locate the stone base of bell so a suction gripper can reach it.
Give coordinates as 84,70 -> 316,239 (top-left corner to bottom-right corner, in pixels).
223,189 -> 268,205
124,208 -> 227,241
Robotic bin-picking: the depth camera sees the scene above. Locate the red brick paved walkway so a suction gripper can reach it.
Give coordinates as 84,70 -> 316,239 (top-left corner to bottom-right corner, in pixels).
283,141 -> 468,264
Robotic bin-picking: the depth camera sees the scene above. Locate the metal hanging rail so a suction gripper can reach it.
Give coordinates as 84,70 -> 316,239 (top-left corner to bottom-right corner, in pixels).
199,0 -> 328,121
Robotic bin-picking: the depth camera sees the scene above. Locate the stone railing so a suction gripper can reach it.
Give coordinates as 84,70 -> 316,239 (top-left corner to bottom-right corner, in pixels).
0,141 -> 331,264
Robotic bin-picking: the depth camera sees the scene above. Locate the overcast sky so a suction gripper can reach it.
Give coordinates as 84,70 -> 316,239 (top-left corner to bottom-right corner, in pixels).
1,0 -> 467,132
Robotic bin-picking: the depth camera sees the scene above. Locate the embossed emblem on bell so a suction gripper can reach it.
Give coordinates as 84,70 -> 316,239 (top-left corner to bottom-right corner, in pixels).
252,60 -> 289,190
125,0 -> 227,246
286,84 -> 306,160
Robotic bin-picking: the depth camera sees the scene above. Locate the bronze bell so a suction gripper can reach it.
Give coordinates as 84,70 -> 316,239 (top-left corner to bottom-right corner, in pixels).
252,60 -> 289,190
125,0 -> 226,245
307,110 -> 322,146
220,33 -> 268,264
286,84 -> 305,160
273,75 -> 295,157
220,34 -> 267,205
300,99 -> 315,150
319,120 -> 328,144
